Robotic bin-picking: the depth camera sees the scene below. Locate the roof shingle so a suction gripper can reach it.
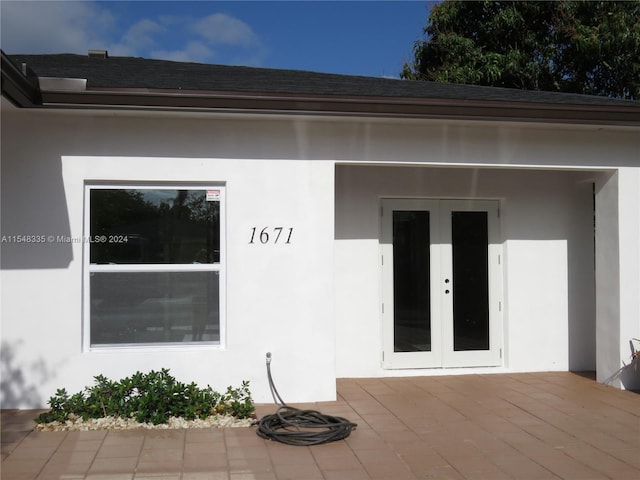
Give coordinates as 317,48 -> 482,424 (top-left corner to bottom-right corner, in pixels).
10,53 -> 638,107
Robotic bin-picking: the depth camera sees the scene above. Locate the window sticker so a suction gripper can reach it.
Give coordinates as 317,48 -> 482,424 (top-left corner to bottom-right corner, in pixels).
206,189 -> 220,201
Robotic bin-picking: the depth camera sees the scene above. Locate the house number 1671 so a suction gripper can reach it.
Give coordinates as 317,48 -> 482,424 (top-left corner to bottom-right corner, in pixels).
249,227 -> 293,244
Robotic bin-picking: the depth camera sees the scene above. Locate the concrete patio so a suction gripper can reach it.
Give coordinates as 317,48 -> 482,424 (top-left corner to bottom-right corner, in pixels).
1,372 -> 639,479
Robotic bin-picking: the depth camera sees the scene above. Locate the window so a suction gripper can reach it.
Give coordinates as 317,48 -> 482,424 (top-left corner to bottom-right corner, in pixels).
84,186 -> 224,348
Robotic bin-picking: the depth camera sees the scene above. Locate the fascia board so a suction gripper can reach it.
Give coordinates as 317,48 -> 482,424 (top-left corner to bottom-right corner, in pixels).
0,53 -> 42,107
37,88 -> 640,127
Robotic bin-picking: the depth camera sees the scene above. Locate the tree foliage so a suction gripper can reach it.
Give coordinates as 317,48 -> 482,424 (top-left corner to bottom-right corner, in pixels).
402,1 -> 640,99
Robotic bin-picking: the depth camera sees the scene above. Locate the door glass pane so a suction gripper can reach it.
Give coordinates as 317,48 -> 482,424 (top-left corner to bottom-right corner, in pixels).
393,211 -> 431,352
90,271 -> 220,346
90,189 -> 220,264
452,212 -> 489,351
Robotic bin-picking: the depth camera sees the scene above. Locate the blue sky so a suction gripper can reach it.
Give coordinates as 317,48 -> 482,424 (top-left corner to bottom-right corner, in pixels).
1,1 -> 434,78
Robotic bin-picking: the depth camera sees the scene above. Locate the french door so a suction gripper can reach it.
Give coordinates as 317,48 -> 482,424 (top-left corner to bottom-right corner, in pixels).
381,199 -> 502,369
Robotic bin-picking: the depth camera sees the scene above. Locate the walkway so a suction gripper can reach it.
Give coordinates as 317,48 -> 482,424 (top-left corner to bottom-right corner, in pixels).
2,372 -> 639,479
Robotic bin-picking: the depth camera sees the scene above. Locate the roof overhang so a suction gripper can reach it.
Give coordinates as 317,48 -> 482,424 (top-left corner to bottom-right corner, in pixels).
35,87 -> 640,126
3,52 -> 639,126
1,51 -> 42,107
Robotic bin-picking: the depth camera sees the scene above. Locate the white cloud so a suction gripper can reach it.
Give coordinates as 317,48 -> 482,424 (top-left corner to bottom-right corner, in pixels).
123,19 -> 164,49
151,41 -> 215,64
0,0 -> 114,54
146,12 -> 267,65
0,1 -> 266,65
192,13 -> 258,46
108,18 -> 165,57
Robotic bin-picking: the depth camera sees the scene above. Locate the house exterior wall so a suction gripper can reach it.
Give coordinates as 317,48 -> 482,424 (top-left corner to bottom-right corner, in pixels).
595,169 -> 640,389
1,104 -> 639,408
334,166 -> 599,377
1,109 -> 337,408
617,169 -> 640,390
329,120 -> 638,386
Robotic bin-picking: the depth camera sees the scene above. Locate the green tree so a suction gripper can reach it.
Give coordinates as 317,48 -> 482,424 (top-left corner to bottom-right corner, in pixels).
402,1 -> 640,99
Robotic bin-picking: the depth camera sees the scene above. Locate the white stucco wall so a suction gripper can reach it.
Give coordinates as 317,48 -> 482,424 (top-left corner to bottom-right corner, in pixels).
327,119 -> 638,381
1,109 -> 337,408
1,103 -> 639,407
596,168 -> 640,389
617,169 -> 640,390
334,166 -> 596,377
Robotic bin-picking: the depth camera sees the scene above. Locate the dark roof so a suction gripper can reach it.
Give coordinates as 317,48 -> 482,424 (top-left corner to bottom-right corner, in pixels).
2,52 -> 639,126
9,53 -> 637,107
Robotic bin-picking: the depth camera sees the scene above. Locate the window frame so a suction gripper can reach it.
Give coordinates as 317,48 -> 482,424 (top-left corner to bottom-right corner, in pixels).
82,183 -> 226,351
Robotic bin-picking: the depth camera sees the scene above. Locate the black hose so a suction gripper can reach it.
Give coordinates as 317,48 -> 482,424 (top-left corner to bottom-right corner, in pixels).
256,353 -> 357,446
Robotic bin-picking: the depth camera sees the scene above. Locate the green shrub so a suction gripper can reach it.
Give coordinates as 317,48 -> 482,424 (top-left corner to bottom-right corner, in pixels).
35,368 -> 254,425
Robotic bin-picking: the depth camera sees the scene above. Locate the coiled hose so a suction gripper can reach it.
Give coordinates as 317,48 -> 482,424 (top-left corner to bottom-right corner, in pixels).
256,353 -> 357,446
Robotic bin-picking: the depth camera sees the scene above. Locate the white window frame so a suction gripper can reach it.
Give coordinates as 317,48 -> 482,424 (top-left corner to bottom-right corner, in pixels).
83,183 -> 226,351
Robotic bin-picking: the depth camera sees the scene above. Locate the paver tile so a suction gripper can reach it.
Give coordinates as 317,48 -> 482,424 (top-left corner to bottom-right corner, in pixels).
87,456 -> 138,474
321,468 -> 370,479
181,473 -> 229,480
2,373 -> 639,480
272,464 -> 324,480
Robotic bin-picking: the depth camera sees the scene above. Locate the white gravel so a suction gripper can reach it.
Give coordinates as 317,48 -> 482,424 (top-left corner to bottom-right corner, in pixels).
35,413 -> 254,431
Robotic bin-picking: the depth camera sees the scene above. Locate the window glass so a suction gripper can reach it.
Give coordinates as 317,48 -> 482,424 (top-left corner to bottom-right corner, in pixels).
90,271 -> 220,345
392,211 -> 431,352
451,211 -> 489,351
86,187 -> 223,348
90,189 -> 220,264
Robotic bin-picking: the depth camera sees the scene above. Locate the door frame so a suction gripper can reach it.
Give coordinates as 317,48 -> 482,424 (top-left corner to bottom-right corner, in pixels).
380,198 -> 503,369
